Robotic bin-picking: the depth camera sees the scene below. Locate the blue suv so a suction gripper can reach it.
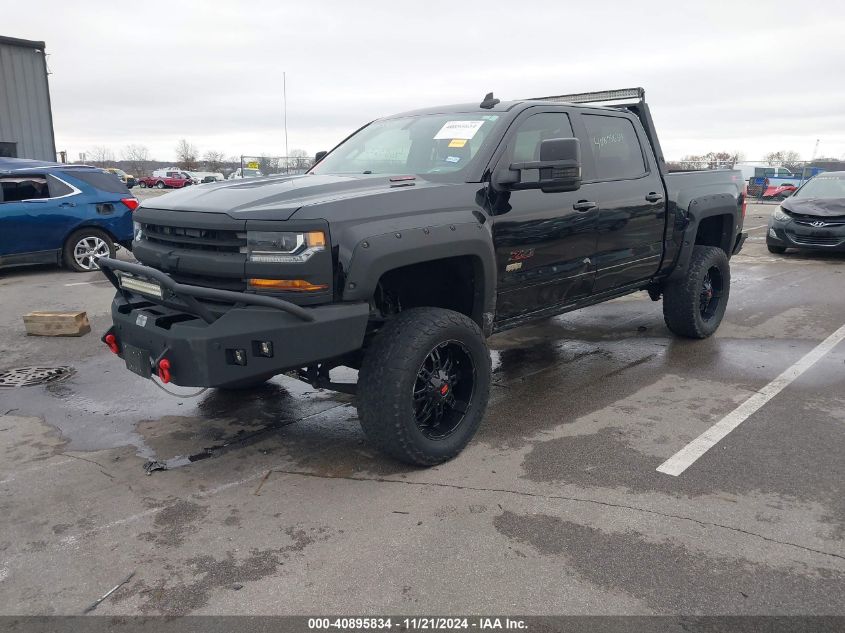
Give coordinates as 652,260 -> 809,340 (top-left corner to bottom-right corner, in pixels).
0,158 -> 138,272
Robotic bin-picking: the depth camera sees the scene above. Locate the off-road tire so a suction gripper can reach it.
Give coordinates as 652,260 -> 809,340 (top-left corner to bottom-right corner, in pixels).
63,228 -> 116,272
767,244 -> 787,254
357,307 -> 491,466
663,245 -> 730,339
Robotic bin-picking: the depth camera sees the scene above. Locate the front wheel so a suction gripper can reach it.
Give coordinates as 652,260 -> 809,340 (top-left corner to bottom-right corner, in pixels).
662,246 -> 730,339
139,181 -> 147,188
155,181 -> 165,189
63,228 -> 116,272
357,307 -> 491,466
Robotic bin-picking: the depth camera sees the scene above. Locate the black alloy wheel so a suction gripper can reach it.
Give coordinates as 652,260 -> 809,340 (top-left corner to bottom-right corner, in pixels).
412,340 -> 476,440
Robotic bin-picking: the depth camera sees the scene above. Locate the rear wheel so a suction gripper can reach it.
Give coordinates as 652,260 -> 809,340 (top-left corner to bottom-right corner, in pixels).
767,244 -> 787,254
663,246 -> 730,339
357,307 -> 491,466
139,181 -> 147,188
63,228 -> 116,272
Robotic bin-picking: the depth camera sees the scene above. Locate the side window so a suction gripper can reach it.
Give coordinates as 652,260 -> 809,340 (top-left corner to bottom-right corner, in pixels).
0,175 -> 50,202
509,112 -> 573,163
47,174 -> 75,198
582,114 -> 646,180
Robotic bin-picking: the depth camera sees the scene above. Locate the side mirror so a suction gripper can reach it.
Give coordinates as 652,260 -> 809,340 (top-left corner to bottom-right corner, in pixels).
496,137 -> 582,193
314,150 -> 328,163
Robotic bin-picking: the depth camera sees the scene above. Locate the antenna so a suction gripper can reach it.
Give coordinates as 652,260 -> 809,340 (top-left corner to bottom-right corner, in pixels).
480,92 -> 500,109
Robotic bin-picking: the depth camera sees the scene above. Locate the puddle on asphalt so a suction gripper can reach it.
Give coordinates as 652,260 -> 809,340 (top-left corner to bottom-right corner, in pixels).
0,354 -> 356,469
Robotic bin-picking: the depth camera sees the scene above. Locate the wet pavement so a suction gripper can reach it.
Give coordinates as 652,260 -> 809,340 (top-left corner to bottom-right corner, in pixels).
0,202 -> 843,615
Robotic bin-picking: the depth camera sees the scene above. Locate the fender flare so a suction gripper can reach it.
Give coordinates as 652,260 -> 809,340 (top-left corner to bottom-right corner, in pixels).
341,221 -> 497,332
669,193 -> 739,280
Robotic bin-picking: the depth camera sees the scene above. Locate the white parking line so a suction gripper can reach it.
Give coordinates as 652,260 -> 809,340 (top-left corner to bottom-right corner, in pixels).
657,323 -> 845,476
744,224 -> 769,232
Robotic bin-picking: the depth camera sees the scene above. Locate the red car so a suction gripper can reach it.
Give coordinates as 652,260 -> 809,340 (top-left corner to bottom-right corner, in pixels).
762,184 -> 797,199
137,171 -> 193,190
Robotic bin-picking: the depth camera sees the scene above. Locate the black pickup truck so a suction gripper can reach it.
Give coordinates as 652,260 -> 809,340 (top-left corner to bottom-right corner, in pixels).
99,87 -> 747,465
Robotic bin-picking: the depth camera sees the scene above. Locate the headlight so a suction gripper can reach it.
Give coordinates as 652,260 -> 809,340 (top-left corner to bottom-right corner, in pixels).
133,221 -> 144,241
773,207 -> 791,222
247,231 -> 326,263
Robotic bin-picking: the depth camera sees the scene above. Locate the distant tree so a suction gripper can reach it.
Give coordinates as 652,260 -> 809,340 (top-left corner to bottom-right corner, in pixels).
677,151 -> 743,170
257,156 -> 280,175
287,148 -> 311,171
175,139 -> 199,170
122,144 -> 151,176
764,150 -> 802,172
202,150 -> 225,173
88,146 -> 115,166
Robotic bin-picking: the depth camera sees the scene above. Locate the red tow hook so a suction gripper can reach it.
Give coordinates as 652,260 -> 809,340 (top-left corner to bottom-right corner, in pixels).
104,333 -> 120,355
157,358 -> 172,384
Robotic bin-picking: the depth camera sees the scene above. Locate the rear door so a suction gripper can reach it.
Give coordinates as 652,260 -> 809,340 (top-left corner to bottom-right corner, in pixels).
574,112 -> 665,293
490,108 -> 598,321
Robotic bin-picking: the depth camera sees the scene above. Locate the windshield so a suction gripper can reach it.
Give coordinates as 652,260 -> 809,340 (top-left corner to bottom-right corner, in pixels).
793,174 -> 845,199
310,113 -> 501,178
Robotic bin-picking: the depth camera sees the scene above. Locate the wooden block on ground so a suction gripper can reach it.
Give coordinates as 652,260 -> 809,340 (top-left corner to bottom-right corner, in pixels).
23,311 -> 91,337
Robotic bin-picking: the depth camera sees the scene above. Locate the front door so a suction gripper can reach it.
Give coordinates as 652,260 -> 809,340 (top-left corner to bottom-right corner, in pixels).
489,109 -> 598,322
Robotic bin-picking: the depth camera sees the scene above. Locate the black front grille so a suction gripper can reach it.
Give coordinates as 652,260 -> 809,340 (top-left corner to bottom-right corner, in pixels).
168,271 -> 247,292
789,234 -> 843,246
142,223 -> 246,253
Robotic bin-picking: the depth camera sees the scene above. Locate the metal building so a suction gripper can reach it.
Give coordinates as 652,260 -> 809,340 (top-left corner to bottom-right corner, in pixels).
0,36 -> 56,161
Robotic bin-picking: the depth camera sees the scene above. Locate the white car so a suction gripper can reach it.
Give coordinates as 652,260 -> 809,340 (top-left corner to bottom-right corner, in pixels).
227,168 -> 263,180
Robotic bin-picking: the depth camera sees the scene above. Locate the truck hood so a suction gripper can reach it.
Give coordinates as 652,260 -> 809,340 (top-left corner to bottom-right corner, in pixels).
141,173 -> 445,220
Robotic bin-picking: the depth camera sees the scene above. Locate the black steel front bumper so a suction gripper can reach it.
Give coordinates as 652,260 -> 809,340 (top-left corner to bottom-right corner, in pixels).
98,258 -> 369,387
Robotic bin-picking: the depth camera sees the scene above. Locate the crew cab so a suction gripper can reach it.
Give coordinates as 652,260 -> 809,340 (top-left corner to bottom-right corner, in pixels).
99,87 -> 746,465
138,171 -> 193,189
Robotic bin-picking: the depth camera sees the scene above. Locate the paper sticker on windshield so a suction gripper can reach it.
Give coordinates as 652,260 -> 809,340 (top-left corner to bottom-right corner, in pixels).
434,120 -> 485,140
448,139 -> 467,148
445,156 -> 461,163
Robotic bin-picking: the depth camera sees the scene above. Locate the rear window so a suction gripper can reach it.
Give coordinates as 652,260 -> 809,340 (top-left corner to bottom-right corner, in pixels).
583,114 -> 647,180
63,170 -> 130,194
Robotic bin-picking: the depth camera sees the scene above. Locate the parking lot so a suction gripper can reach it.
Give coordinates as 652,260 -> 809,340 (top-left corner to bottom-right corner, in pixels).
0,200 -> 842,616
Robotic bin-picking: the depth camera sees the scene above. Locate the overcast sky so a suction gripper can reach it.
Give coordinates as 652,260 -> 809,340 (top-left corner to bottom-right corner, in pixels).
5,0 -> 845,163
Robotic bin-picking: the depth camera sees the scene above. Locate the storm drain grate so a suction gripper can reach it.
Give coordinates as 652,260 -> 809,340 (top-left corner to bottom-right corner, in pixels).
0,366 -> 75,388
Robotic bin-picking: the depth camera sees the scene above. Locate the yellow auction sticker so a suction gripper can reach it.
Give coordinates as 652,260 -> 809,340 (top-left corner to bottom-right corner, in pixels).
448,139 -> 467,148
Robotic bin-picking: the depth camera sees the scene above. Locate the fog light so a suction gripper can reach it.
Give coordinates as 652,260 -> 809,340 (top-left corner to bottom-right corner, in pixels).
257,341 -> 273,357
769,228 -> 777,238
227,349 -> 248,366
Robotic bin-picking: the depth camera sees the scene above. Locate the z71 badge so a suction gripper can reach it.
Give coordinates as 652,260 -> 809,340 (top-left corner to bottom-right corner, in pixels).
508,248 -> 535,262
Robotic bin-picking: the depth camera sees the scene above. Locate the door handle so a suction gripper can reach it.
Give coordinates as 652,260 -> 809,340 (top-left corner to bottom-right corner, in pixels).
573,200 -> 598,212
645,192 -> 664,203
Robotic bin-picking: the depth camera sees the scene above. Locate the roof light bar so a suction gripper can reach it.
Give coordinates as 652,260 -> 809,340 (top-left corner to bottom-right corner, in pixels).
530,87 -> 644,104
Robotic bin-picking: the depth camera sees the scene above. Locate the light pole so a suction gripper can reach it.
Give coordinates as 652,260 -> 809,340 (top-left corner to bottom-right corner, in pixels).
283,71 -> 289,172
